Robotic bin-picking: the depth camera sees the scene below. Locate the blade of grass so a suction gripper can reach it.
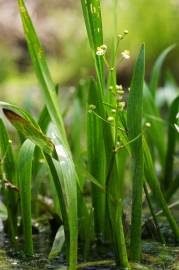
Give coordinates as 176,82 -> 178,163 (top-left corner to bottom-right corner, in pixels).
149,45 -> 175,98
143,137 -> 179,241
0,119 -> 18,244
163,95 -> 179,191
87,79 -> 106,237
46,124 -> 78,270
81,0 -> 104,96
106,152 -> 129,268
18,139 -> 35,255
127,44 -> 145,261
18,0 -> 68,148
165,174 -> 179,201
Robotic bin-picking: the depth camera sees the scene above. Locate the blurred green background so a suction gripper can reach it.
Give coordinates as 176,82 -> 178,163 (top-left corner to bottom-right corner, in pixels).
0,0 -> 179,107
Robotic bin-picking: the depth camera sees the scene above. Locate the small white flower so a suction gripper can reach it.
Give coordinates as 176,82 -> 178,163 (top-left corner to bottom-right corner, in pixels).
124,29 -> 129,35
145,122 -> 151,128
118,34 -> 123,40
89,104 -> 96,110
107,116 -> 114,122
121,50 -> 130,60
111,109 -> 117,113
96,44 -> 107,56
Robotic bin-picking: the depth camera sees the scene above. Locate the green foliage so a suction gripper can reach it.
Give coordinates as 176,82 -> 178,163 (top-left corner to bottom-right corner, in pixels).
0,1 -> 178,270
127,45 -> 145,261
0,119 -> 18,244
18,139 -> 35,255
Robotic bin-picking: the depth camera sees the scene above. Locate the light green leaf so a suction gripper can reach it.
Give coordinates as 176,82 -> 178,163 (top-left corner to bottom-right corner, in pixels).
18,139 -> 35,255
150,45 -> 175,98
48,226 -> 65,260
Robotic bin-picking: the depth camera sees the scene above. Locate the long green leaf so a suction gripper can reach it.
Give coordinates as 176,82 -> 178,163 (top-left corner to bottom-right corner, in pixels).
143,138 -> 179,240
87,79 -> 106,237
18,139 -> 35,255
127,44 -> 145,261
81,0 -> 104,95
0,119 -> 18,243
149,45 -> 175,98
18,0 -> 67,147
163,95 -> 179,191
47,125 -> 78,269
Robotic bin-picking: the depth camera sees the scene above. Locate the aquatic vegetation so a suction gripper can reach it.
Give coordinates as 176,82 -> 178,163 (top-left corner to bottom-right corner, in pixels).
0,0 -> 178,270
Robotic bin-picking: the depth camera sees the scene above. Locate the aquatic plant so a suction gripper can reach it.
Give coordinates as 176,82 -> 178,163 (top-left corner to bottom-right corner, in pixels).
0,0 -> 178,269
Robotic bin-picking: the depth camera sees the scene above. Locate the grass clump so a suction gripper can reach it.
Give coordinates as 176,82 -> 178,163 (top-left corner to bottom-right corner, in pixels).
0,0 -> 178,270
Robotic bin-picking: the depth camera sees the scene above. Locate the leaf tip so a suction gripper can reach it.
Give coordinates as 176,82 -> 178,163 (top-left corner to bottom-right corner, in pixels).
3,108 -> 27,124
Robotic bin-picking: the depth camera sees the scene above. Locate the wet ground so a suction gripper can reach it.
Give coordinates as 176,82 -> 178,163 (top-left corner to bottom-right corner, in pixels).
0,230 -> 178,270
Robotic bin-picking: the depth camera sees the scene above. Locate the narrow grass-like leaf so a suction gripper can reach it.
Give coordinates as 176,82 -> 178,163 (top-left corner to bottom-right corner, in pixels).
18,0 -> 67,146
149,45 -> 175,98
0,119 -> 18,243
165,174 -> 179,201
81,0 -> 104,94
127,44 -> 145,261
47,125 -> 78,270
143,138 -> 179,240
163,96 -> 179,191
83,208 -> 94,260
87,79 -> 106,237
18,139 -> 35,255
106,153 -> 129,268
81,0 -> 103,50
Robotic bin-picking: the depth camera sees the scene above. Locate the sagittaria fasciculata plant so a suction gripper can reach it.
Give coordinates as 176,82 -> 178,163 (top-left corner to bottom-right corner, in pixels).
0,0 -> 178,270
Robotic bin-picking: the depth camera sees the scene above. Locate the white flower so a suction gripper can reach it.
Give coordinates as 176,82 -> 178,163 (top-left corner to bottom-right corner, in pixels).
96,44 -> 107,56
145,122 -> 151,128
121,50 -> 130,60
107,116 -> 114,122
